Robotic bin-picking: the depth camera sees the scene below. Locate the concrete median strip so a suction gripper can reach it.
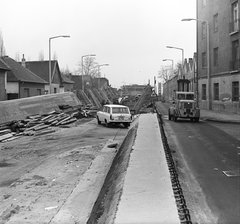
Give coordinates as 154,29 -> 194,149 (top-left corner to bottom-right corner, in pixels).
49,140 -> 118,224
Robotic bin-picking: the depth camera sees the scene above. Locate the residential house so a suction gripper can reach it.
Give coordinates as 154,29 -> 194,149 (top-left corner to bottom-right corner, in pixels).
2,56 -> 47,100
197,0 -> 240,113
24,59 -> 63,94
0,57 -> 10,101
60,73 -> 74,92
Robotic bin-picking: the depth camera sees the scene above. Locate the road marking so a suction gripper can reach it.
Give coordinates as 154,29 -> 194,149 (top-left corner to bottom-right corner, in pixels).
222,170 -> 240,177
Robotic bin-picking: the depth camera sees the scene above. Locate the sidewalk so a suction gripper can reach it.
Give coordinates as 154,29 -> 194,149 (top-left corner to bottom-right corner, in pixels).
200,109 -> 240,123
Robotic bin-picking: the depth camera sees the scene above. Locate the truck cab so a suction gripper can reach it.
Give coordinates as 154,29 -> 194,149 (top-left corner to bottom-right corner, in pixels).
168,79 -> 200,122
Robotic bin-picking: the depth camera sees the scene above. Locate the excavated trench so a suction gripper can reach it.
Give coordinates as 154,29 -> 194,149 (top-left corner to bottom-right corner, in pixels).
87,109 -> 192,224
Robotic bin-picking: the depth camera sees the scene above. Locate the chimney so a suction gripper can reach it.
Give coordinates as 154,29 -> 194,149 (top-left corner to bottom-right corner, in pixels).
21,54 -> 26,67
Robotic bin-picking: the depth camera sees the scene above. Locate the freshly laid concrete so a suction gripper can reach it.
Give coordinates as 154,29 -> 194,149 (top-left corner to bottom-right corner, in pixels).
114,113 -> 179,224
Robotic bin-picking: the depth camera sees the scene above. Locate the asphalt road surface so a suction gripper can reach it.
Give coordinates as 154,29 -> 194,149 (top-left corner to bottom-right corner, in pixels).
156,102 -> 240,224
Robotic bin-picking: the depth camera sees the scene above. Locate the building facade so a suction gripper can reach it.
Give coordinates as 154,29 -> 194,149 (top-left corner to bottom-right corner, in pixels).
197,0 -> 240,113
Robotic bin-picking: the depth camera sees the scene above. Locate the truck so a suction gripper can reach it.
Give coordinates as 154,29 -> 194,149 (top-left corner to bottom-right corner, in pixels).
168,79 -> 200,122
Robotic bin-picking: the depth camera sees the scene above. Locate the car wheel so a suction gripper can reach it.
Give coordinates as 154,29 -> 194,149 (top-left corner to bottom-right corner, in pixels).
123,123 -> 130,128
97,117 -> 101,125
105,120 -> 109,127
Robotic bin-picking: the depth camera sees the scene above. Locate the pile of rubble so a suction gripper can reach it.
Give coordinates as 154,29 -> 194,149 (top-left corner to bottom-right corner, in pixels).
0,106 -> 98,143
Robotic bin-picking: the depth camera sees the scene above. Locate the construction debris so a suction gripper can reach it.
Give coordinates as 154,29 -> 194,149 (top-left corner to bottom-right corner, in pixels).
0,106 -> 97,143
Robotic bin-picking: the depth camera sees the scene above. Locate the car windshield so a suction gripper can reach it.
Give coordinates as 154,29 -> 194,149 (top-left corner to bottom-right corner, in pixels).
112,107 -> 129,114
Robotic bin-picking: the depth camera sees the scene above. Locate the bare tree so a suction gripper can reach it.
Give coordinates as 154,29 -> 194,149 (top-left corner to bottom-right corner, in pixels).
158,65 -> 173,82
15,51 -> 20,62
0,30 -> 6,56
39,50 -> 44,61
76,57 -> 98,77
53,52 -> 57,60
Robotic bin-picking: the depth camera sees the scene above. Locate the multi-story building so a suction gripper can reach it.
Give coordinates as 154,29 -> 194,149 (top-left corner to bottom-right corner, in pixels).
197,0 -> 240,113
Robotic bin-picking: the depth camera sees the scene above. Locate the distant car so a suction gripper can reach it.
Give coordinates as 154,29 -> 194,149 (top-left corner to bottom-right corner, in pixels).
96,104 -> 132,128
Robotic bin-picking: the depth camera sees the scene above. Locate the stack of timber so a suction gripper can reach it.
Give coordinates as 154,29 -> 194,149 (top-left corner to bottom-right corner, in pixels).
0,106 -> 97,143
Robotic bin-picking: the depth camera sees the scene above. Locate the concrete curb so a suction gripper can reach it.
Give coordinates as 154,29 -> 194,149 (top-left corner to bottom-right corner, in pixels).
49,139 -> 118,224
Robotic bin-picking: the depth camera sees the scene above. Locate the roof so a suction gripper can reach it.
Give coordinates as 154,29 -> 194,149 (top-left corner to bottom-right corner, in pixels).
61,73 -> 74,84
104,104 -> 129,108
25,60 -> 59,83
0,57 -> 10,71
3,56 -> 47,84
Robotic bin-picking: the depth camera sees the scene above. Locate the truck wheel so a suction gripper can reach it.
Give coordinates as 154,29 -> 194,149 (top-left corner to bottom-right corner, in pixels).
168,109 -> 172,120
173,113 -> 177,122
195,117 -> 199,122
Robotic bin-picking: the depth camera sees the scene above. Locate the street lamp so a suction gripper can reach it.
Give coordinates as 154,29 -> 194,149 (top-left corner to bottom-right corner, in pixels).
166,46 -> 184,66
162,59 -> 174,70
49,35 -> 70,94
182,18 -> 210,109
97,64 -> 109,89
81,54 -> 96,92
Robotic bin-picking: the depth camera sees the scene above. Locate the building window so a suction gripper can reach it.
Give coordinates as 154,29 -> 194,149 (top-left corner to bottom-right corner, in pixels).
202,0 -> 206,7
232,40 -> 239,70
232,81 -> 239,101
213,47 -> 219,66
213,83 -> 219,100
202,52 -> 207,68
202,22 -> 207,39
24,88 -> 30,97
213,13 -> 218,32
232,2 -> 239,32
202,84 -> 206,100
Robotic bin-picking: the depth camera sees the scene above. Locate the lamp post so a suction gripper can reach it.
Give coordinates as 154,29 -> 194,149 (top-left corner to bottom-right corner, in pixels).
97,64 -> 109,90
49,35 -> 70,94
166,46 -> 184,66
182,18 -> 210,109
81,54 -> 96,92
163,59 -> 174,70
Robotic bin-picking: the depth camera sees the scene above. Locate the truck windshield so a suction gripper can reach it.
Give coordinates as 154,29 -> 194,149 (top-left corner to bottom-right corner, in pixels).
186,94 -> 194,100
178,94 -> 185,100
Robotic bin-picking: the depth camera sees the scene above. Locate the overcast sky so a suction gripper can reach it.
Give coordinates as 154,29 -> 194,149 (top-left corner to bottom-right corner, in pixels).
1,0 -> 196,89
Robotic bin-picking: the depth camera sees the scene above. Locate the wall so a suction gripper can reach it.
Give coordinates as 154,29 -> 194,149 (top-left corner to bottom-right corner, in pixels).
198,75 -> 240,114
0,71 -> 6,101
0,92 -> 82,124
162,75 -> 178,102
19,82 -> 45,98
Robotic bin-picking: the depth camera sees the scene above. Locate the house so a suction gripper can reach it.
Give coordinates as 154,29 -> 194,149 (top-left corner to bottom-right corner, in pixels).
2,56 -> 47,100
24,59 -> 64,94
0,57 -> 11,101
60,73 -> 74,92
197,0 -> 240,113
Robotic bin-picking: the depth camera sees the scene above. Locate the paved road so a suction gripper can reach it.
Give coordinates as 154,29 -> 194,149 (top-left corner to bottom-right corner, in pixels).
156,102 -> 240,224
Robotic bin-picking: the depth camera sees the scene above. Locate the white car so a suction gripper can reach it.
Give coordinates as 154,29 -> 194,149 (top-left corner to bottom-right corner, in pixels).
96,104 -> 132,128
